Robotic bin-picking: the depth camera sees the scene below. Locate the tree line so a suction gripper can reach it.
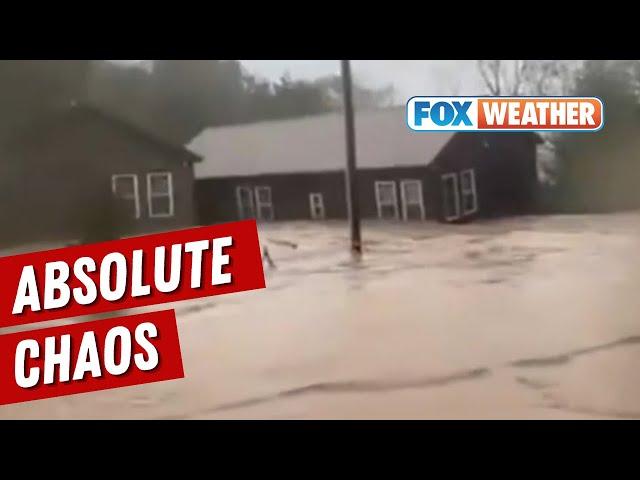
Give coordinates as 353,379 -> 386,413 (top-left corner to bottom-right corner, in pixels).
2,60 -> 640,215
478,60 -> 640,213
87,60 -> 394,144
0,60 -> 394,146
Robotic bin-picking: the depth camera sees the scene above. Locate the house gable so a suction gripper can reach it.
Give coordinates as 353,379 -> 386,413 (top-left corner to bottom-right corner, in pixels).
5,104 -> 201,168
1,104 -> 198,246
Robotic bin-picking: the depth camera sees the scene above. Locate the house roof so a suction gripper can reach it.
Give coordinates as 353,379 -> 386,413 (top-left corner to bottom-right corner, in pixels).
187,107 -> 455,179
4,102 -> 202,164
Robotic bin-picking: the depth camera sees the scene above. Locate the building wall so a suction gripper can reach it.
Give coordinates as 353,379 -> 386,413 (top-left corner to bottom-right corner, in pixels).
196,166 -> 432,224
427,132 -> 490,222
428,132 -> 539,221
194,132 -> 540,226
196,171 -> 347,223
356,167 -> 431,219
1,111 -> 196,246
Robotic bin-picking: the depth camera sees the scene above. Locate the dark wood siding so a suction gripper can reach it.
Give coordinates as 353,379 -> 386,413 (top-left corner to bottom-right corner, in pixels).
196,166 -> 432,224
194,132 -> 540,225
429,132 -> 539,221
1,108 -> 197,246
196,171 -> 347,223
356,167 -> 431,219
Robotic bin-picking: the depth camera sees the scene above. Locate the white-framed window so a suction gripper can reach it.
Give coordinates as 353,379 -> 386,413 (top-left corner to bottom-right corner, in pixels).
254,186 -> 274,221
309,192 -> 325,220
460,169 -> 478,215
374,181 -> 399,220
111,174 -> 140,219
147,172 -> 174,218
399,179 -> 425,221
236,186 -> 256,220
441,173 -> 461,222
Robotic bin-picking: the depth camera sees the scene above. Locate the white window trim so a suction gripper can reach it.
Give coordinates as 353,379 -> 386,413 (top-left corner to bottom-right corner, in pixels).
374,180 -> 399,220
460,168 -> 478,216
309,192 -> 326,220
111,174 -> 140,220
441,173 -> 461,222
147,172 -> 175,218
399,179 -> 425,221
254,186 -> 274,221
236,186 -> 255,220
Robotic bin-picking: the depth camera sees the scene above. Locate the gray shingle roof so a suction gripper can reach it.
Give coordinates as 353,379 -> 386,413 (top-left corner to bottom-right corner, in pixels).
187,107 -> 454,178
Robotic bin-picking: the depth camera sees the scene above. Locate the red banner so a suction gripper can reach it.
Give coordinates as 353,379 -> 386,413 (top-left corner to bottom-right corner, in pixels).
0,220 -> 265,327
0,309 -> 184,406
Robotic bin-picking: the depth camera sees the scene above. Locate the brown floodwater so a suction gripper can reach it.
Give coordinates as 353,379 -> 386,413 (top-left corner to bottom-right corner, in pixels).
3,213 -> 640,419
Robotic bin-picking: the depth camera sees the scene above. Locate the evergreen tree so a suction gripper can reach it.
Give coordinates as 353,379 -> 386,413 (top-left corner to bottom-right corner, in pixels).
0,60 -> 90,141
553,60 -> 640,212
87,60 -> 396,145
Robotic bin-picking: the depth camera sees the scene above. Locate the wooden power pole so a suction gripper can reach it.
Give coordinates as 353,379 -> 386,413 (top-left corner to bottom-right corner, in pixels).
341,60 -> 362,255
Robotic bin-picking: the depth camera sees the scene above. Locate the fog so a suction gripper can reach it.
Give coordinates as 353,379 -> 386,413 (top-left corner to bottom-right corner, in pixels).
242,60 -> 484,101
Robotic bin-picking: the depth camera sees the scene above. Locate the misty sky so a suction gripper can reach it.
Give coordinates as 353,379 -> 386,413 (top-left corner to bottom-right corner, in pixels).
241,60 -> 486,103
116,60 -> 487,103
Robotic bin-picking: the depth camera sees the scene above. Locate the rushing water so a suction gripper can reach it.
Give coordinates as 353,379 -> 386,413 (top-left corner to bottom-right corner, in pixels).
4,213 -> 640,419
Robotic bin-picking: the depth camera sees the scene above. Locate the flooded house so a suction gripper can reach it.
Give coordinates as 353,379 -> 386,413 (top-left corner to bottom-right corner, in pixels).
0,103 -> 201,246
189,107 -> 542,224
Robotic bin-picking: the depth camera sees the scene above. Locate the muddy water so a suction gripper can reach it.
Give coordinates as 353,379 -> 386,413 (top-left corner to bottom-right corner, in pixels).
3,213 -> 640,419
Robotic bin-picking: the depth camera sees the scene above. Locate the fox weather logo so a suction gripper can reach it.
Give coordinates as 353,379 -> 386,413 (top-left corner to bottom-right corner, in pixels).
407,96 -> 604,132
412,99 -> 473,128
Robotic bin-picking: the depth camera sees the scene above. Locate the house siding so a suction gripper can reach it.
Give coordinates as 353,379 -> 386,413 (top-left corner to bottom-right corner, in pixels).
1,108 -> 197,246
194,132 -> 539,226
196,171 -> 347,223
428,133 -> 539,221
196,166 -> 432,224
357,167 -> 431,219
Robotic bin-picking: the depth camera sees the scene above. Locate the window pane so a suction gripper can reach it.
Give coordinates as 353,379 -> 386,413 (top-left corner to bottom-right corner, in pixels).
442,175 -> 459,219
114,176 -> 135,197
150,174 -> 170,195
403,182 -> 421,204
405,204 -> 423,221
258,205 -> 274,221
461,171 -> 473,191
256,187 -> 271,204
380,204 -> 397,219
237,187 -> 255,219
377,183 -> 395,204
151,196 -> 171,216
238,187 -> 253,205
463,193 -> 475,213
310,193 -> 323,207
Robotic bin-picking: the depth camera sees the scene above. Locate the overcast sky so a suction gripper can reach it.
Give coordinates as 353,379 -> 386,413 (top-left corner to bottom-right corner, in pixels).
241,60 -> 486,103
115,60 -> 487,103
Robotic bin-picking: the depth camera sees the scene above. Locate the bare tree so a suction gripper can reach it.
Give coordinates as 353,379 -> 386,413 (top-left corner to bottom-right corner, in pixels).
478,60 -> 506,95
477,60 -> 583,184
478,60 -> 580,96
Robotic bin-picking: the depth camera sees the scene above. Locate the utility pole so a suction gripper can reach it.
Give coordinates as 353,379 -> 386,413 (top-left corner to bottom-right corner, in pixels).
341,60 -> 362,255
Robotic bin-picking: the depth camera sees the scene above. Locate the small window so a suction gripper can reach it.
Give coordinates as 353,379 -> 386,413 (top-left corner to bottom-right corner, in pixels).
111,174 -> 140,219
147,172 -> 174,218
236,186 -> 256,220
254,186 -> 274,221
374,181 -> 399,219
441,173 -> 460,222
400,179 -> 425,221
309,193 -> 325,220
460,169 -> 478,215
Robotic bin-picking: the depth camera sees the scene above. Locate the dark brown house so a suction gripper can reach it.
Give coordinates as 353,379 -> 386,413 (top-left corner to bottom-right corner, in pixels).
188,107 -> 541,224
0,103 -> 201,246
